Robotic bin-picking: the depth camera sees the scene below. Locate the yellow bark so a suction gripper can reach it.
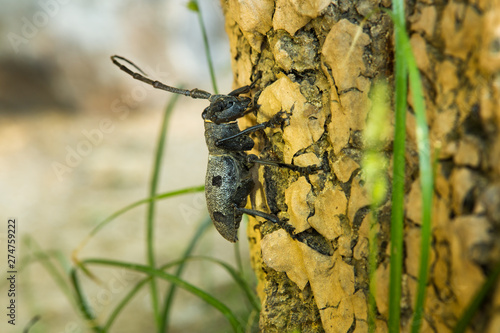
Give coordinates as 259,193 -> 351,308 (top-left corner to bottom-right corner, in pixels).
221,0 -> 500,332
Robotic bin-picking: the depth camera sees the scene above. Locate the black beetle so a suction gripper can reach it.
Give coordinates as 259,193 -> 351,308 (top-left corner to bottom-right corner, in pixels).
110,56 -> 329,253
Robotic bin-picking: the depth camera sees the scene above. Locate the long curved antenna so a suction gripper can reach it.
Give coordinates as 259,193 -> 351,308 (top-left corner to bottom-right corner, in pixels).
110,55 -> 212,100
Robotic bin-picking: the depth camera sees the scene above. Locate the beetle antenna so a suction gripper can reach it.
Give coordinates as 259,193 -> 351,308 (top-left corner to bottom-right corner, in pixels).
111,55 -> 212,100
112,55 -> 148,76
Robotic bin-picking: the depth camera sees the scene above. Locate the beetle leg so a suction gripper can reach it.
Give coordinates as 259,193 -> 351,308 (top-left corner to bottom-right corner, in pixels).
236,207 -> 333,256
247,155 -> 323,175
228,72 -> 263,96
216,107 -> 292,146
236,208 -> 296,235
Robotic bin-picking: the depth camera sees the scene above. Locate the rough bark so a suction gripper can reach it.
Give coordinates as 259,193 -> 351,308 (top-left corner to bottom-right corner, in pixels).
220,1 -> 500,332
400,1 -> 500,332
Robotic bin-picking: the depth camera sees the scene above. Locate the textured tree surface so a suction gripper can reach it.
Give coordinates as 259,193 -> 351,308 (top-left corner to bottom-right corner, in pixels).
399,1 -> 500,332
221,1 -> 500,332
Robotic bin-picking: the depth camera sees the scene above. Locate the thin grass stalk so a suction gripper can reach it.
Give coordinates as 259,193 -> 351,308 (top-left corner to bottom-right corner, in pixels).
106,251 -> 259,332
187,0 -> 218,94
192,256 -> 261,312
453,261 -> 500,333
146,94 -> 181,327
104,277 -> 150,331
70,269 -> 103,332
384,6 -> 434,330
22,315 -> 41,333
160,217 -> 212,332
87,187 -> 204,240
105,258 -> 202,331
72,185 -> 204,263
388,0 -> 407,331
24,238 -> 75,307
82,259 -> 244,332
402,25 -> 433,333
234,230 -> 244,276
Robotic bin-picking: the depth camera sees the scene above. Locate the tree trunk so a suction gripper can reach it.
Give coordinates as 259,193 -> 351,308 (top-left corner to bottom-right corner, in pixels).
220,1 -> 500,332
400,1 -> 500,332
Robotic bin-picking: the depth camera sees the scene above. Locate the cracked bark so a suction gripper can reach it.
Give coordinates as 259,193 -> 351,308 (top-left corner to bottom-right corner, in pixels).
220,0 -> 500,332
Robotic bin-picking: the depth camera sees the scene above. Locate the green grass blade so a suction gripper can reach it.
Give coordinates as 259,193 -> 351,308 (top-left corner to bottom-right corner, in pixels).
233,232 -> 244,275
146,94 -> 181,326
187,0 -> 218,93
453,261 -> 500,333
70,269 -> 103,332
23,238 -> 75,305
101,253 -> 257,332
104,257 -> 202,331
104,222 -> 258,333
402,25 -> 433,333
104,277 -> 152,331
22,315 -> 41,333
160,216 -> 212,332
72,185 -> 204,270
192,256 -> 261,312
388,1 -> 408,331
77,185 -> 204,246
159,254 -> 260,313
385,6 -> 434,331
82,259 -> 244,332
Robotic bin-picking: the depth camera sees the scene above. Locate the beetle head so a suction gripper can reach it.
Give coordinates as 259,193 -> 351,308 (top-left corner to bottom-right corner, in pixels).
202,95 -> 251,124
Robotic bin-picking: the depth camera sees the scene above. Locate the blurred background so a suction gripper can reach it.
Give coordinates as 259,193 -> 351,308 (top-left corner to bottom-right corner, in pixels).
0,0 -> 252,332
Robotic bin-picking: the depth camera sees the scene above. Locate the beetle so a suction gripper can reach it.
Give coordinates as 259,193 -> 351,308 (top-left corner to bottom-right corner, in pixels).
110,56 -> 329,252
